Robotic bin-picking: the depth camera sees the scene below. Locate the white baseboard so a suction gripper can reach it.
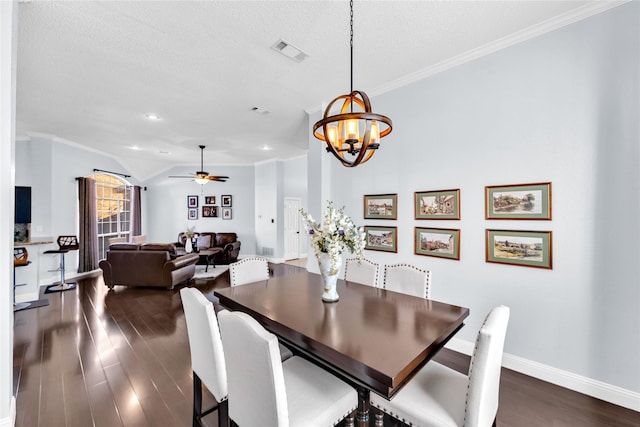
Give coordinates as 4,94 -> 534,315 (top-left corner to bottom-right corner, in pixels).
0,396 -> 16,427
445,338 -> 640,412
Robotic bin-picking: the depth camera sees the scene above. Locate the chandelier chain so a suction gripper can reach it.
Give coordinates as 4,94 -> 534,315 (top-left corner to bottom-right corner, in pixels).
350,0 -> 354,106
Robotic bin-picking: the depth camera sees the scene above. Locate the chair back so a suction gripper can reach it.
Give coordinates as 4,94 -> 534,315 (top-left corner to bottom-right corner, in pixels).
229,257 -> 269,287
465,305 -> 511,427
344,258 -> 380,287
57,235 -> 79,251
218,311 -> 288,427
382,264 -> 431,298
179,288 -> 228,403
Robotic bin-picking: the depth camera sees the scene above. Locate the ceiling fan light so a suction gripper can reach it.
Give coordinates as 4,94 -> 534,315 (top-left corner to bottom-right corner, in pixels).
195,172 -> 209,185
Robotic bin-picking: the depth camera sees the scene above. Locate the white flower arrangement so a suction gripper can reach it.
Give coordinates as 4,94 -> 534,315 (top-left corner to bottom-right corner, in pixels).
300,201 -> 366,274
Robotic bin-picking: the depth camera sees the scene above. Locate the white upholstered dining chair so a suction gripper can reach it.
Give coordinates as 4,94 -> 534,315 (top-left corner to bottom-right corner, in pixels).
180,287 -> 229,427
218,310 -> 358,426
382,263 -> 431,298
370,305 -> 511,427
229,257 -> 270,287
344,258 -> 380,287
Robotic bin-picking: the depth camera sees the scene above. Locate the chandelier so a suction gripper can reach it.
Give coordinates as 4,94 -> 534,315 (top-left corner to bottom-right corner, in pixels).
313,0 -> 392,167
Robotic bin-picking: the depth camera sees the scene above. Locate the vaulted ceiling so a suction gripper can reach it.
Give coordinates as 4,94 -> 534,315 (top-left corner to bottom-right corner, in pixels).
15,1 -> 619,180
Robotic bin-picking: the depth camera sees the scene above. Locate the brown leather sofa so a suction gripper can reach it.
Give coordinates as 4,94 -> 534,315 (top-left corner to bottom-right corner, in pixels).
99,243 -> 199,290
176,232 -> 241,265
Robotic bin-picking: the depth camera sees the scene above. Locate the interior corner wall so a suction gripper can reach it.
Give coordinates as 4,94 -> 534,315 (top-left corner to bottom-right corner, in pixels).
310,3 -> 639,395
144,164 -> 256,253
283,155 -> 309,254
254,161 -> 281,258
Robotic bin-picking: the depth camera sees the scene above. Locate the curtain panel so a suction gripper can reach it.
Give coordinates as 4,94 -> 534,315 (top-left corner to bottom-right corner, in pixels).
78,177 -> 98,273
131,185 -> 142,237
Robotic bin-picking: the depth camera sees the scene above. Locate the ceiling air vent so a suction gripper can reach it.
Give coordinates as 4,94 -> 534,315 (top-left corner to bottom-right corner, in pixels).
271,39 -> 309,63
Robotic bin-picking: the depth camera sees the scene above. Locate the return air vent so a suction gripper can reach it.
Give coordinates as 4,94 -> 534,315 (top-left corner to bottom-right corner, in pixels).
271,39 -> 309,63
262,247 -> 274,256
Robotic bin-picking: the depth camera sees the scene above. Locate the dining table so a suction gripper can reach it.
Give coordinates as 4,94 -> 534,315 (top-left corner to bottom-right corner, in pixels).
214,271 -> 469,426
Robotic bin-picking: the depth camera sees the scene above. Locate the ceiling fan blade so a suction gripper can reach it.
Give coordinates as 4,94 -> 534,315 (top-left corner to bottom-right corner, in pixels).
207,175 -> 229,180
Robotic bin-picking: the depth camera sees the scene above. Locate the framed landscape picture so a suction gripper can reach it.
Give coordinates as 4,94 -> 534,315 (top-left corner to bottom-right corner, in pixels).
364,226 -> 397,252
202,206 -> 218,218
221,195 -> 232,207
187,195 -> 198,208
222,207 -> 232,220
414,227 -> 460,260
188,208 -> 198,220
204,196 -> 216,205
414,189 -> 460,220
364,194 -> 397,220
486,229 -> 552,269
485,182 -> 551,220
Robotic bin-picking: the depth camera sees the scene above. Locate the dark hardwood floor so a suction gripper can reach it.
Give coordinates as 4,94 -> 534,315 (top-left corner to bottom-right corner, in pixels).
13,263 -> 639,427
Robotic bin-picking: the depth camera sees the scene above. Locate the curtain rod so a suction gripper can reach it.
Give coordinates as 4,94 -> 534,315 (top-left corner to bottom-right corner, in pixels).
92,168 -> 131,178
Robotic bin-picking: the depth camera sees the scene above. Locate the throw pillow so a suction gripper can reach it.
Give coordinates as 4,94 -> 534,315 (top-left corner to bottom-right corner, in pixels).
197,235 -> 211,249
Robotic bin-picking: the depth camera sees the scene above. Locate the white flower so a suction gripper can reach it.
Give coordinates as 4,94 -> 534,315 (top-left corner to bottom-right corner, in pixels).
300,201 -> 366,272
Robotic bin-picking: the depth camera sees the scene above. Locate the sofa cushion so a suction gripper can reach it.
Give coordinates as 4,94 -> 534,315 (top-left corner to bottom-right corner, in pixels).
215,232 -> 237,247
197,234 -> 211,249
141,243 -> 177,257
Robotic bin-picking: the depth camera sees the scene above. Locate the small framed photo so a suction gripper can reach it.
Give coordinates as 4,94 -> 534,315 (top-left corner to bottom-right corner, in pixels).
202,206 -> 218,218
188,208 -> 198,220
222,207 -> 232,220
414,189 -> 460,220
205,196 -> 216,205
414,227 -> 460,260
187,195 -> 198,208
485,182 -> 551,220
486,229 -> 552,269
364,194 -> 397,220
364,226 -> 397,252
221,195 -> 232,207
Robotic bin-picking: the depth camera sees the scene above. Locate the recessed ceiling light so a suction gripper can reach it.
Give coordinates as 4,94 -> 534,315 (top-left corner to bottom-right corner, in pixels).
251,106 -> 271,115
129,146 -> 140,151
262,145 -> 271,151
145,113 -> 161,121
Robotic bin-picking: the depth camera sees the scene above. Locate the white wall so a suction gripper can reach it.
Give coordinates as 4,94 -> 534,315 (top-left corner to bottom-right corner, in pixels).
13,136 -> 143,293
254,160 -> 281,257
309,2 -> 639,401
0,2 -> 17,425
283,155 -> 309,254
145,164 -> 256,253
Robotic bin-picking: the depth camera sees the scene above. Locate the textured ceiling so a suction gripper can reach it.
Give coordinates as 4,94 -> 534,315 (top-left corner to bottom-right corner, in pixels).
15,1 -> 620,181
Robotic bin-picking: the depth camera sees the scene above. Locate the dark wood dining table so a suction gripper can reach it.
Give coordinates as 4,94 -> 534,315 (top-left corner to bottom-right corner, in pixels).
214,271 -> 469,425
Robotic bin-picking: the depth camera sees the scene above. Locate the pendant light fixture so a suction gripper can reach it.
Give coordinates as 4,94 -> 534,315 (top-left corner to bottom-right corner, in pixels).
313,0 -> 392,167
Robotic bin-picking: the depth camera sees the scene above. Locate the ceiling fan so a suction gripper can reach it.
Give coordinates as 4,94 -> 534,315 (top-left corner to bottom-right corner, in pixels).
169,145 -> 229,184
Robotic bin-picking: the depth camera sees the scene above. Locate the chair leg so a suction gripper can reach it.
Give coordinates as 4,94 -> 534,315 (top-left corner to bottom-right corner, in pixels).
193,372 -> 203,427
217,399 -> 229,427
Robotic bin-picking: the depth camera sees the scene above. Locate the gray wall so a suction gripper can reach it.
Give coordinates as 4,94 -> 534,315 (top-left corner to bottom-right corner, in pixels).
308,3 -> 639,394
145,164 -> 256,252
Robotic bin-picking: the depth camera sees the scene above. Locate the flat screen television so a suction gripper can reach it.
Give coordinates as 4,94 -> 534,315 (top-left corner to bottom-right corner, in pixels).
15,186 -> 31,223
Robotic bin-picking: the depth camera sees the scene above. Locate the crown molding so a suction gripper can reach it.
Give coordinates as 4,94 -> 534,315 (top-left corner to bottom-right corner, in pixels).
307,1 -> 629,112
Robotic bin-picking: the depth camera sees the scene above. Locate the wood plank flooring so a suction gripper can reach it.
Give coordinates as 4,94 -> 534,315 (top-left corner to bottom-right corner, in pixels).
13,263 -> 639,427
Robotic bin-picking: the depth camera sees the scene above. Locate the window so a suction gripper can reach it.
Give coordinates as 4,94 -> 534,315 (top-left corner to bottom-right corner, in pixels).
91,174 -> 132,259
